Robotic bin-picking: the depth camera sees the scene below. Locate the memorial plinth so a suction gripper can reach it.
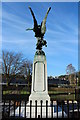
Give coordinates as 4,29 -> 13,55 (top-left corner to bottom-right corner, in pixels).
29,51 -> 50,104
25,51 -> 51,118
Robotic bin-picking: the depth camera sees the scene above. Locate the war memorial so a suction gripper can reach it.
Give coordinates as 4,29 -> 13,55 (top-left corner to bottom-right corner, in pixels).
26,6 -> 51,118
11,7 -> 67,118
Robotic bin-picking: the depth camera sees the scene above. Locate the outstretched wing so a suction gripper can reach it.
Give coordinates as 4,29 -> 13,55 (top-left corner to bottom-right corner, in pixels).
41,7 -> 51,34
28,6 -> 38,29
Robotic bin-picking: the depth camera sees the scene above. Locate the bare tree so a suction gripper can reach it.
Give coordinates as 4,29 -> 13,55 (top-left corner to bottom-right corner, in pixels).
19,60 -> 32,91
66,64 -> 76,85
2,50 -> 32,85
2,51 -> 23,85
19,60 -> 32,77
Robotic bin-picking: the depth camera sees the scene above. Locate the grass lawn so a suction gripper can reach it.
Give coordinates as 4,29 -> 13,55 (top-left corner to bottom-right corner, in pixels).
3,90 -> 11,95
3,90 -> 30,95
48,88 -> 75,100
3,87 -> 76,100
20,91 -> 30,94
50,94 -> 75,100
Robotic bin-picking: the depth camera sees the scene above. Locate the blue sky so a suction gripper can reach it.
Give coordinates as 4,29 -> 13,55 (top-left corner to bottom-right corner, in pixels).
2,2 -> 78,77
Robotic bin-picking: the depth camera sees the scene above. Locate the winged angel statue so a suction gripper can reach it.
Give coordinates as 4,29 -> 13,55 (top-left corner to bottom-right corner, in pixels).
26,7 -> 51,50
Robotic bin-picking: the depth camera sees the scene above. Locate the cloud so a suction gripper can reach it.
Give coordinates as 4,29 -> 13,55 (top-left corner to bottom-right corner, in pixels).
3,38 -> 35,45
2,9 -> 32,33
2,9 -> 30,24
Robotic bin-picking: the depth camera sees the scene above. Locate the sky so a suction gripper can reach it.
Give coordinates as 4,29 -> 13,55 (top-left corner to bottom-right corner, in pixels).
2,2 -> 78,77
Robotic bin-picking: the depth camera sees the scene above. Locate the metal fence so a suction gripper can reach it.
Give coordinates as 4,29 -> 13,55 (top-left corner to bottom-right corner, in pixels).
2,100 -> 80,119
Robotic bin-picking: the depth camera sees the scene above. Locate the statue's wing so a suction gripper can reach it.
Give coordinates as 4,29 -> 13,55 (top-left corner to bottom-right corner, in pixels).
41,7 -> 51,34
28,7 -> 38,29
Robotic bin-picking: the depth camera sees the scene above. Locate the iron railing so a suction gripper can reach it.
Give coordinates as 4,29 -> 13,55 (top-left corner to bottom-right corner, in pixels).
2,100 -> 80,119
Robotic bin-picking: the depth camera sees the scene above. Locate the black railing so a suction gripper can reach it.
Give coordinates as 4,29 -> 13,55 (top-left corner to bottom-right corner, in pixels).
2,100 -> 80,119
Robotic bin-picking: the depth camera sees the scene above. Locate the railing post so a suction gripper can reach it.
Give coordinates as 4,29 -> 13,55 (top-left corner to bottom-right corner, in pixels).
77,101 -> 79,118
57,100 -> 58,118
3,100 -> 5,117
62,100 -> 64,118
46,100 -> 48,118
25,101 -> 26,118
41,100 -> 42,118
72,100 -> 74,118
30,100 -> 32,118
51,100 -> 53,118
35,100 -> 37,118
67,100 -> 69,118
14,101 -> 15,117
19,101 -> 21,117
8,100 -> 10,117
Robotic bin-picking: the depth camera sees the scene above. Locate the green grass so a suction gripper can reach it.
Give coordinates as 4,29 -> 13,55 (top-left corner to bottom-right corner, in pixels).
48,91 -> 74,94
3,87 -> 76,100
3,90 -> 30,95
48,88 -> 75,100
20,91 -> 30,94
49,87 -> 75,93
50,94 -> 75,100
3,90 -> 11,95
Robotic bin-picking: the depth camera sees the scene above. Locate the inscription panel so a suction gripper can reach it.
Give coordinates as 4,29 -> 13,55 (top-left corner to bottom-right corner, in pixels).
34,62 -> 45,92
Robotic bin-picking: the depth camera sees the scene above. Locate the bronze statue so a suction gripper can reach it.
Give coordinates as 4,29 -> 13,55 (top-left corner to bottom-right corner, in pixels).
26,6 -> 51,50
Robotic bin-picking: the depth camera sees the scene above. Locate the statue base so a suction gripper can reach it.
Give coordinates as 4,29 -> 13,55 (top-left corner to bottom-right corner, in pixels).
29,50 -> 50,101
35,50 -> 45,55
27,50 -> 51,117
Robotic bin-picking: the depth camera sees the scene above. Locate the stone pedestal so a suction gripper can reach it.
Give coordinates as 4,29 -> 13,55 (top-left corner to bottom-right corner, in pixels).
27,51 -> 51,118
29,51 -> 50,103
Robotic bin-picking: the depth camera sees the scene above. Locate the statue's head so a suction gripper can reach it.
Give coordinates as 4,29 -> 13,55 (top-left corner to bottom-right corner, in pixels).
38,25 -> 41,29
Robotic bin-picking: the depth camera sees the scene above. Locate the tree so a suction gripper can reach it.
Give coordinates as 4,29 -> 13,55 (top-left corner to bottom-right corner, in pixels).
2,50 -> 32,85
2,51 -> 23,85
19,60 -> 32,77
78,71 -> 80,86
19,60 -> 32,91
66,64 -> 76,85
